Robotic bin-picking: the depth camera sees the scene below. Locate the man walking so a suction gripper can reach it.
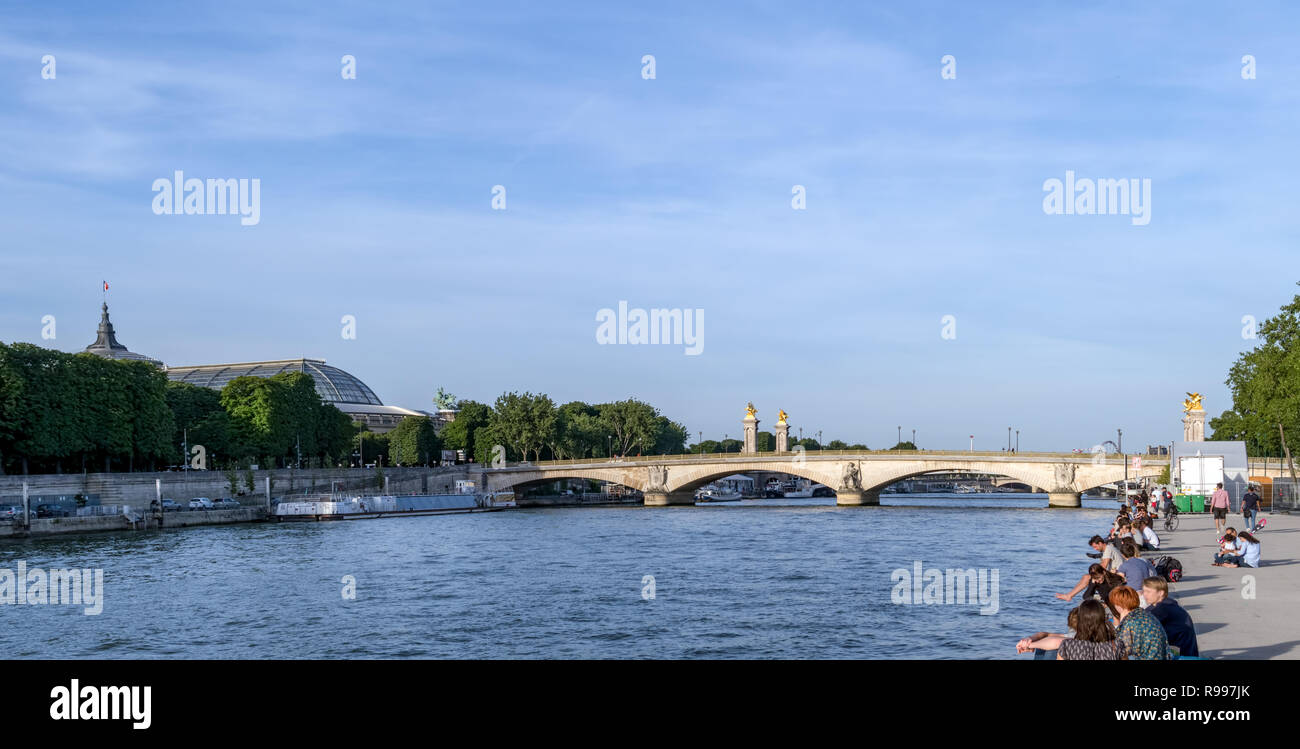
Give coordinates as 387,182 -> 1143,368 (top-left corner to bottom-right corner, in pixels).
1210,482 -> 1230,536
1241,484 -> 1261,532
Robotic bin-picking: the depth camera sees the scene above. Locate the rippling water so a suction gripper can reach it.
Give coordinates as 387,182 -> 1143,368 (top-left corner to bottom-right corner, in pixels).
0,495 -> 1121,659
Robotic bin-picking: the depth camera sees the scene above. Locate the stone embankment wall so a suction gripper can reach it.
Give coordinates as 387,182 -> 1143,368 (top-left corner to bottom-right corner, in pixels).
0,466 -> 476,513
0,507 -> 267,540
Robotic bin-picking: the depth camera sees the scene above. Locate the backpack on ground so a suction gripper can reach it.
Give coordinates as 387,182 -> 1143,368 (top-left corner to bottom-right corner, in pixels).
1151,555 -> 1183,582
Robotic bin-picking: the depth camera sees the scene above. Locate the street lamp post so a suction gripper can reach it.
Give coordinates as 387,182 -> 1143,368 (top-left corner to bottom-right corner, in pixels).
969,435 -> 974,452
897,426 -> 902,447
1015,430 -> 1019,452
818,431 -> 823,452
1008,426 -> 1012,452
912,429 -> 916,448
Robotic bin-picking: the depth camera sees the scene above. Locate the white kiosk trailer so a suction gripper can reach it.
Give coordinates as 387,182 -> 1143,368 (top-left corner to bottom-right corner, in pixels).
1171,440 -> 1248,511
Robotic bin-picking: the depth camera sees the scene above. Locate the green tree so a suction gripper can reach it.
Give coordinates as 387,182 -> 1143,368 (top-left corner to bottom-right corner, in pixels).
472,423 -> 510,464
69,354 -> 131,472
167,381 -> 231,465
718,438 -> 743,453
690,439 -> 721,454
389,415 -> 440,466
598,399 -> 658,456
316,404 -> 357,466
1211,285 -> 1300,455
440,400 -> 490,459
121,360 -> 174,470
358,431 -> 390,466
552,401 -> 603,459
491,391 -> 556,462
0,343 -> 19,474
888,441 -> 918,451
651,416 -> 689,454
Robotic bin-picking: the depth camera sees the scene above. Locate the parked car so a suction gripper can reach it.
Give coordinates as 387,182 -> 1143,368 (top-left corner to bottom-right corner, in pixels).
160,499 -> 182,512
188,497 -> 214,510
212,498 -> 241,508
0,505 -> 21,520
35,504 -> 69,518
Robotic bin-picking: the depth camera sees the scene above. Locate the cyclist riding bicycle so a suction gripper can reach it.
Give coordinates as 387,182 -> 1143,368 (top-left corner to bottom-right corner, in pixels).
1162,493 -> 1179,532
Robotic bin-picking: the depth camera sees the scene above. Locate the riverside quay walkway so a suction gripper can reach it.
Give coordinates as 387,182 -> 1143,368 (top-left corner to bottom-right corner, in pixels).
1159,512 -> 1299,659
481,450 -> 1166,507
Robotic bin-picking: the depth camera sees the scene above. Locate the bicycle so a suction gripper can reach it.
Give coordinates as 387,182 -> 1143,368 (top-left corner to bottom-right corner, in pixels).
1163,505 -> 1179,532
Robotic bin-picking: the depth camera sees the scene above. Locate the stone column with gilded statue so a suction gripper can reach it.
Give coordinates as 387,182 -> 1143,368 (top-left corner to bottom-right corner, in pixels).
774,409 -> 790,453
742,402 -> 759,454
1182,392 -> 1206,442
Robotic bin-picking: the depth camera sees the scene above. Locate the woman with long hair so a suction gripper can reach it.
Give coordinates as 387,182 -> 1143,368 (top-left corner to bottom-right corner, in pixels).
1015,600 -> 1125,659
1220,531 -> 1261,568
1213,529 -> 1242,566
1080,563 -> 1124,617
1057,600 -> 1125,660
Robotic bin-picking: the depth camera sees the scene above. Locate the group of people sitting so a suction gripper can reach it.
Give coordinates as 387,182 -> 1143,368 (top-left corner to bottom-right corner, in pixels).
1019,577 -> 1195,660
1016,481 -> 1271,659
1212,527 -> 1261,568
1106,505 -> 1160,551
1020,506 -> 1196,659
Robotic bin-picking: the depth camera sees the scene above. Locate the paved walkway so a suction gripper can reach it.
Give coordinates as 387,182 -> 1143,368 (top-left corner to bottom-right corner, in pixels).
1157,510 -> 1299,659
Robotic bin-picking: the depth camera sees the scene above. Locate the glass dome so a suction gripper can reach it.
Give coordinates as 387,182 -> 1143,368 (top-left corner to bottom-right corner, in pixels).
165,358 -> 383,405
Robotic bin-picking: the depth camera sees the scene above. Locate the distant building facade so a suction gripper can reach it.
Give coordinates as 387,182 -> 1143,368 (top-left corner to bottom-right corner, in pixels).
82,303 -> 427,434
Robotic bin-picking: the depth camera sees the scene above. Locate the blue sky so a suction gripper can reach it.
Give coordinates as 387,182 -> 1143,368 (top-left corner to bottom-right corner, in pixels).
1,1 -> 1297,451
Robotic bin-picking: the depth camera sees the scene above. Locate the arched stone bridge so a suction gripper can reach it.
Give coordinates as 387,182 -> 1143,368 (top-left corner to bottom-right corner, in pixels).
480,451 -> 1167,508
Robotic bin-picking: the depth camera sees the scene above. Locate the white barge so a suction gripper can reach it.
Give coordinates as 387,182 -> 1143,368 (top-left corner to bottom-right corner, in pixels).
272,492 -> 511,521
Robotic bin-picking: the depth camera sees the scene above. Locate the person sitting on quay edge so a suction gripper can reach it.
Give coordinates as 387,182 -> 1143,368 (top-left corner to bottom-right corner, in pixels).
1142,577 -> 1199,658
1210,482 -> 1231,536
1109,520 -> 1140,550
1015,607 -> 1080,660
1109,585 -> 1172,660
1241,484 -> 1261,533
1057,563 -> 1125,618
1117,541 -> 1157,598
1217,531 -> 1261,569
1108,510 -> 1129,539
1017,600 -> 1126,660
1133,518 -> 1160,551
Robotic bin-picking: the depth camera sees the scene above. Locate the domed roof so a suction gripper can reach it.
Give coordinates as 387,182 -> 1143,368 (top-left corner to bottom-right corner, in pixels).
165,358 -> 383,406
84,303 -> 163,367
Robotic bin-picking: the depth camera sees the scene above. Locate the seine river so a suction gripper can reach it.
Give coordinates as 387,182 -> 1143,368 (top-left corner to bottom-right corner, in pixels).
1,495 -> 1121,659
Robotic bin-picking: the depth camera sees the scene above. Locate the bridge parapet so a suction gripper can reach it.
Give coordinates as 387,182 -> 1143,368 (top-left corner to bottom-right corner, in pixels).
484,451 -> 1166,508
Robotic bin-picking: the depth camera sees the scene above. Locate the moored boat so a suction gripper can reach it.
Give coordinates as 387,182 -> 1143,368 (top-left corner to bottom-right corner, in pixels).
273,493 -> 485,521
